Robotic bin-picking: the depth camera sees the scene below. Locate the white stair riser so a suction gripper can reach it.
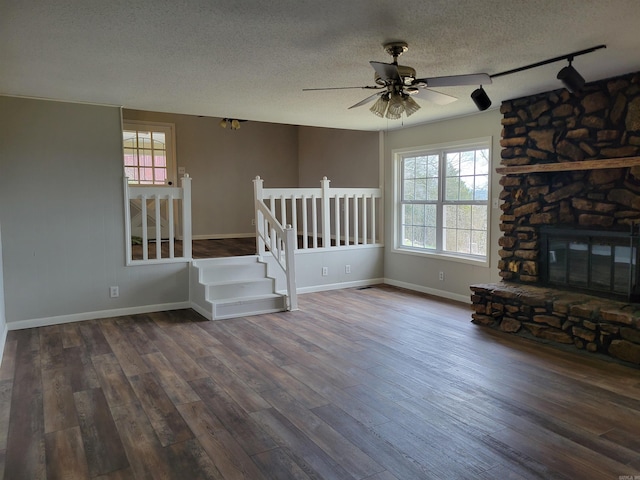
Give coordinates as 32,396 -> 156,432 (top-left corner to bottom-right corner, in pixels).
199,263 -> 267,283
206,279 -> 275,300
214,295 -> 286,319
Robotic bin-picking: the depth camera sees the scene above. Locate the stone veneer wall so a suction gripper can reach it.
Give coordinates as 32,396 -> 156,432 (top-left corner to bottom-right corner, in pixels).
471,71 -> 640,366
498,71 -> 640,283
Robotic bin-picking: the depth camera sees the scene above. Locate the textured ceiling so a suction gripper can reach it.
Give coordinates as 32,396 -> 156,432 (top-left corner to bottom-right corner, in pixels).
2,1 -> 640,131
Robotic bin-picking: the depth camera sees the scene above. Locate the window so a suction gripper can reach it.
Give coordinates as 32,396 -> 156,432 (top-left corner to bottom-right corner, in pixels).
396,139 -> 490,263
123,122 -> 176,185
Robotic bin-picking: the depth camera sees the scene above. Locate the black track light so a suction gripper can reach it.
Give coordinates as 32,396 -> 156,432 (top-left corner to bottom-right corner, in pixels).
471,86 -> 492,111
557,59 -> 585,93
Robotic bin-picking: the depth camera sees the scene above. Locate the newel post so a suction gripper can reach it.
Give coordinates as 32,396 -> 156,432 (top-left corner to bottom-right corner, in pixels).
253,176 -> 266,256
320,177 -> 331,249
181,174 -> 192,259
284,225 -> 298,311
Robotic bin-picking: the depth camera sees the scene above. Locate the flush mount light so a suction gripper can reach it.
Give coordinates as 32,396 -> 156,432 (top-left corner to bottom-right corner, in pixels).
219,118 -> 246,130
471,86 -> 492,111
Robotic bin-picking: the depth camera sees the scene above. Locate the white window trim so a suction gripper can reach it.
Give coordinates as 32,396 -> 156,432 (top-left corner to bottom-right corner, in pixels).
392,137 -> 492,267
122,120 -> 178,187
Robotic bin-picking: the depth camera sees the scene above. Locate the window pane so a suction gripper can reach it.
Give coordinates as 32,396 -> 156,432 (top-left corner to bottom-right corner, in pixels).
155,154 -> 166,167
404,158 -> 416,179
457,205 -> 471,230
475,175 -> 488,200
472,205 -> 487,231
426,178 -> 438,200
444,205 -> 457,228
414,178 -> 427,200
402,226 -> 414,246
403,180 -> 415,201
425,227 -> 437,249
471,230 -> 486,256
412,204 -> 425,226
403,204 -> 413,226
446,153 -> 459,176
154,168 -> 167,183
425,205 -> 437,227
427,155 -> 439,177
459,176 -> 474,200
457,229 -> 471,254
476,149 -> 489,174
415,157 -> 427,178
445,177 -> 460,201
444,228 -> 457,251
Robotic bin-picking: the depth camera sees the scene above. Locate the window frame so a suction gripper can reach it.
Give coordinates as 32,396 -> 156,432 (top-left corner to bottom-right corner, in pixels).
393,137 -> 492,267
122,120 -> 177,187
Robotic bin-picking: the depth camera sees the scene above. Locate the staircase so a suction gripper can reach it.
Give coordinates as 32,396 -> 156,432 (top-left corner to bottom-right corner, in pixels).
190,256 -> 287,320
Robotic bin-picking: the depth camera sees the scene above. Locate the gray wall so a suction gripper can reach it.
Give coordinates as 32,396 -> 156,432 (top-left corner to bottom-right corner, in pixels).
123,110 -> 299,238
0,97 -> 189,325
298,126 -> 380,188
0,223 -> 6,349
383,109 -> 503,302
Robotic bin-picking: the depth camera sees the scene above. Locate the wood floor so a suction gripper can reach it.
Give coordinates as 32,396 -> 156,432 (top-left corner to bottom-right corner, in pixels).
132,237 -> 257,261
1,286 -> 640,479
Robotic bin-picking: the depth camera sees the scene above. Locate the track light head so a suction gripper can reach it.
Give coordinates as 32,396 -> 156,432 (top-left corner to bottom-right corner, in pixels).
557,61 -> 585,93
471,86 -> 492,111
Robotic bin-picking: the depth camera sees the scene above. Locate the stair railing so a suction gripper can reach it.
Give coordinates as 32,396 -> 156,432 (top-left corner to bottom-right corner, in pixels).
253,177 -> 298,310
124,175 -> 192,265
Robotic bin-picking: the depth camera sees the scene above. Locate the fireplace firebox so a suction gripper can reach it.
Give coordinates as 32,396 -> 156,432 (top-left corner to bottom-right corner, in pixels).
540,226 -> 640,302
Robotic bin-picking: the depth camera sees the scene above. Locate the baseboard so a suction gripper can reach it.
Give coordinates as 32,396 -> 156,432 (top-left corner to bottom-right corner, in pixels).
6,301 -> 191,331
288,278 -> 384,295
383,278 -> 471,304
190,301 -> 212,321
0,323 -> 7,369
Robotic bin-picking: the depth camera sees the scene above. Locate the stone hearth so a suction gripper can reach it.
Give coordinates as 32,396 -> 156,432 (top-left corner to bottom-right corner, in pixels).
471,283 -> 640,365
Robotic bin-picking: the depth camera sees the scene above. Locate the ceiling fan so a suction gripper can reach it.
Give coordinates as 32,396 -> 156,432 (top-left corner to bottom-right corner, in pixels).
303,41 -> 492,119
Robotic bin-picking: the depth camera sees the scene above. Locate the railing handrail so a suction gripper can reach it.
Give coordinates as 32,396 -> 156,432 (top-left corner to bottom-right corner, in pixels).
124,175 -> 192,265
254,179 -> 298,311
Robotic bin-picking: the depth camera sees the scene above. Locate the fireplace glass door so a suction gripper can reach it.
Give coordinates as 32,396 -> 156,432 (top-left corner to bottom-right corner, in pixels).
541,228 -> 640,301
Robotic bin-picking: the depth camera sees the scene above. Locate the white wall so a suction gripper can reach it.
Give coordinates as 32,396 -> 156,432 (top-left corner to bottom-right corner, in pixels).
383,109 -> 503,302
0,96 -> 190,327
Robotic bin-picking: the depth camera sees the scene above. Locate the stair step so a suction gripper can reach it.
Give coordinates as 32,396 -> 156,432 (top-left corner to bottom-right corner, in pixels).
199,262 -> 267,283
206,278 -> 275,300
213,293 -> 286,319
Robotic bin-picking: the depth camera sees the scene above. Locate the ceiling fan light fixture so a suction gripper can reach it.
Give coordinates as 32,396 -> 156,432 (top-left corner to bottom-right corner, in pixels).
219,118 -> 228,128
471,86 -> 492,111
370,93 -> 390,117
385,92 -> 404,119
557,60 -> 585,93
231,119 -> 241,129
403,95 -> 421,117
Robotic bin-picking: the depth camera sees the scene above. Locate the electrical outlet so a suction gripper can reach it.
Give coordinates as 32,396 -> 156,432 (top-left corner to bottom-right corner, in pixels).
345,265 -> 351,274
322,267 -> 328,276
109,286 -> 119,298
438,271 -> 444,281
178,166 -> 186,175
251,218 -> 255,225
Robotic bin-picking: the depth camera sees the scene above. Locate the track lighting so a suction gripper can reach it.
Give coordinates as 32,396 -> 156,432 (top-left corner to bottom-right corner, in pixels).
471,86 -> 492,111
556,58 -> 585,93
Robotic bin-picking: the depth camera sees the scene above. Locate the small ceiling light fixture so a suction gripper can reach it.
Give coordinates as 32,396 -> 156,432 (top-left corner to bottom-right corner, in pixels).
219,118 -> 245,130
471,86 -> 492,111
556,57 -> 585,93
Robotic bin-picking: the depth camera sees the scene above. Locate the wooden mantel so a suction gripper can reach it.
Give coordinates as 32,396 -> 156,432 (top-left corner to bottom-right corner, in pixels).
495,156 -> 640,175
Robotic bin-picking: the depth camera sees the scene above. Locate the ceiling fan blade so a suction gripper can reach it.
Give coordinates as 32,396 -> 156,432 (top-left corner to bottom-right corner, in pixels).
303,86 -> 382,91
370,61 -> 401,84
413,73 -> 492,87
411,88 -> 458,105
348,91 -> 384,109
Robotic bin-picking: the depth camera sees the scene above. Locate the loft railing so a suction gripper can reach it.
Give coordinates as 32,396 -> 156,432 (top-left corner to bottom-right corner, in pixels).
253,176 -> 383,250
124,175 -> 192,265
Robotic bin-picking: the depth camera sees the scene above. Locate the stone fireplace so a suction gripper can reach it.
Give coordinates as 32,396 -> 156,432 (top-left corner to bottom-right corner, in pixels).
471,71 -> 640,365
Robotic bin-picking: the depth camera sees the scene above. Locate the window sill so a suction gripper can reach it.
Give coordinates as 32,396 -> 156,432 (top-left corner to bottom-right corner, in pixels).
392,246 -> 489,267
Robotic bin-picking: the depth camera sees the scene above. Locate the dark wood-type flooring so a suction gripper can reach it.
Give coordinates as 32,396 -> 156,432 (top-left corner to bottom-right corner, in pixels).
132,238 -> 257,261
2,286 -> 640,479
